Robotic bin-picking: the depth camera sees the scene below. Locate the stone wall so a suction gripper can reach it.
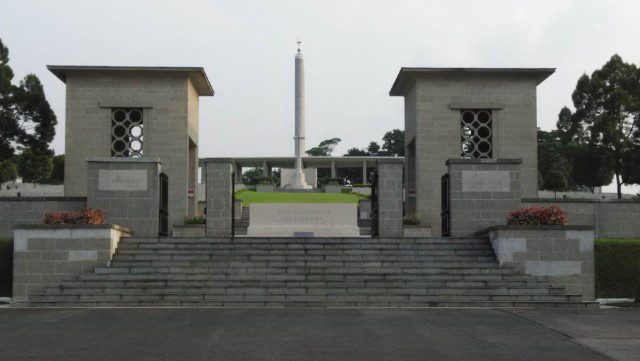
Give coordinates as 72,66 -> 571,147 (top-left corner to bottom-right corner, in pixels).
86,158 -> 162,237
478,225 -> 595,300
377,159 -> 404,237
205,160 -> 233,237
522,198 -> 640,238
12,224 -> 130,302
447,159 -> 522,237
0,197 -> 87,239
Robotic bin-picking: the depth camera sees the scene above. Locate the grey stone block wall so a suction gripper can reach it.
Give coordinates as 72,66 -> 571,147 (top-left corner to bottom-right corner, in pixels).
447,159 -> 522,237
86,158 -> 162,237
522,199 -> 640,238
12,224 -> 130,302
205,160 -> 233,237
479,225 -> 595,300
377,159 -> 403,237
0,197 -> 87,239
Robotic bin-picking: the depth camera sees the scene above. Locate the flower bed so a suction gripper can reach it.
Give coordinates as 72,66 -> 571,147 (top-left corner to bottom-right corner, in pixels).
506,205 -> 568,226
43,208 -> 105,225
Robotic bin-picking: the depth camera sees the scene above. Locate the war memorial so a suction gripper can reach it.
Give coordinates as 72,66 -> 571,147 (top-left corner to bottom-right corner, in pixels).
2,45 -> 640,308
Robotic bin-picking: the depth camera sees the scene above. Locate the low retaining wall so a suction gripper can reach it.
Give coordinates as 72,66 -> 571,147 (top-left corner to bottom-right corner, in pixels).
12,224 -> 130,302
0,197 -> 87,239
172,224 -> 206,237
522,198 -> 640,238
477,225 -> 595,300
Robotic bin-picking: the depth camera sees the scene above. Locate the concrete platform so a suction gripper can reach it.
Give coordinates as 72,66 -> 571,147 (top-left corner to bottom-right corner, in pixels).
1,307 -> 637,360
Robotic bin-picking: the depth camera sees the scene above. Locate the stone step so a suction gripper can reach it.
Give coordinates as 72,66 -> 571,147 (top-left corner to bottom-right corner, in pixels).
105,260 -> 502,269
29,293 -> 582,307
108,256 -> 498,267
30,292 -> 583,303
90,264 -> 514,275
52,279 -> 555,290
61,274 -> 548,287
127,248 -> 493,256
20,300 -> 599,308
117,244 -> 494,252
77,270 -> 524,283
121,237 -> 489,244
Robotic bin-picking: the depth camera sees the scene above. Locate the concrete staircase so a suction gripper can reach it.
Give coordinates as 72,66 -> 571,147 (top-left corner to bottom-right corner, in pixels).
25,237 -> 596,308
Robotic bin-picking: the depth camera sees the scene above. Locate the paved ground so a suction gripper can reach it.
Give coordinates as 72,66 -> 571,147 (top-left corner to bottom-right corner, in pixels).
0,307 -> 638,360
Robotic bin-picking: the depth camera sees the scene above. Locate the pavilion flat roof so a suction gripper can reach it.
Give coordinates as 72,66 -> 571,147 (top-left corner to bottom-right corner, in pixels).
389,67 -> 555,96
47,65 -> 214,96
202,156 -> 403,168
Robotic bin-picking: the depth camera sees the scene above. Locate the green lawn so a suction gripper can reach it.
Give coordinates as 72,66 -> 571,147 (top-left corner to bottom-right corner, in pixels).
235,190 -> 367,206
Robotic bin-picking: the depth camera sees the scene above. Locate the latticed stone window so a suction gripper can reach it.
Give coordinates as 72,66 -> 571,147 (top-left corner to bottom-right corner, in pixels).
460,109 -> 492,159
111,108 -> 143,157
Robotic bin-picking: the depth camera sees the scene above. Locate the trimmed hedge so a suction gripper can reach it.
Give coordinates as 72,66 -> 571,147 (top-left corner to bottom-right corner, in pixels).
0,238 -> 12,297
595,238 -> 640,299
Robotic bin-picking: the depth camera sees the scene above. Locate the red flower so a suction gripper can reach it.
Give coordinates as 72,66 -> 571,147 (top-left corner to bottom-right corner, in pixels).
507,205 -> 568,226
44,208 -> 105,225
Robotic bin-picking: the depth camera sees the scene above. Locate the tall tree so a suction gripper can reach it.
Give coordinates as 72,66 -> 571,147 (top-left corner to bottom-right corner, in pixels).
0,38 -> 57,182
381,129 -> 404,156
0,38 -> 16,160
562,55 -> 640,198
306,138 -> 341,156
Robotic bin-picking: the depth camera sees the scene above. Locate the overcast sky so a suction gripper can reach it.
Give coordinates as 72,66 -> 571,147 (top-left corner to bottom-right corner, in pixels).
2,0 -> 639,193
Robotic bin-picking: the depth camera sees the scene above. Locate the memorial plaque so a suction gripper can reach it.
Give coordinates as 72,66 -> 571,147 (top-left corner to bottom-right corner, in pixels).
461,170 -> 510,192
247,203 -> 360,237
98,170 -> 148,191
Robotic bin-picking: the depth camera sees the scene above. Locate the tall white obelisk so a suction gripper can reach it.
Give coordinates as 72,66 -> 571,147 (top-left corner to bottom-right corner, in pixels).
291,40 -> 312,189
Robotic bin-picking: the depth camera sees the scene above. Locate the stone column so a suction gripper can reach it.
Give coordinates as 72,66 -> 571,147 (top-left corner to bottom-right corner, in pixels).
205,159 -> 233,237
234,163 -> 243,183
262,161 -> 269,177
362,161 -> 368,184
86,157 -> 162,237
377,158 -> 404,237
331,160 -> 337,178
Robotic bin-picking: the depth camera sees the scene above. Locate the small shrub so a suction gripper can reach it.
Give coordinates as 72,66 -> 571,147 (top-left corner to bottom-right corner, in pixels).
506,205 -> 567,226
351,184 -> 372,188
184,215 -> 206,225
322,178 -> 343,186
44,208 -> 105,225
341,188 -> 353,194
595,238 -> 640,299
257,176 -> 274,185
403,213 -> 421,225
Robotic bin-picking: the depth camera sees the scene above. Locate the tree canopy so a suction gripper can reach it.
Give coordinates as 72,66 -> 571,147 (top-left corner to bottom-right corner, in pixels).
305,138 -> 341,156
559,54 -> 640,197
0,38 -> 58,183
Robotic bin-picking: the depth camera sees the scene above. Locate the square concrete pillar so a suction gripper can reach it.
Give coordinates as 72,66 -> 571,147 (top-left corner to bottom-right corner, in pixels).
377,158 -> 404,237
446,158 -> 522,237
205,159 -> 234,237
86,157 -> 162,237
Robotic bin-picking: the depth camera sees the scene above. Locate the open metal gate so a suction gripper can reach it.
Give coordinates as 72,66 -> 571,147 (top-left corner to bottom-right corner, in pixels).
441,173 -> 450,237
159,172 -> 168,236
231,171 -> 235,237
370,168 -> 379,237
